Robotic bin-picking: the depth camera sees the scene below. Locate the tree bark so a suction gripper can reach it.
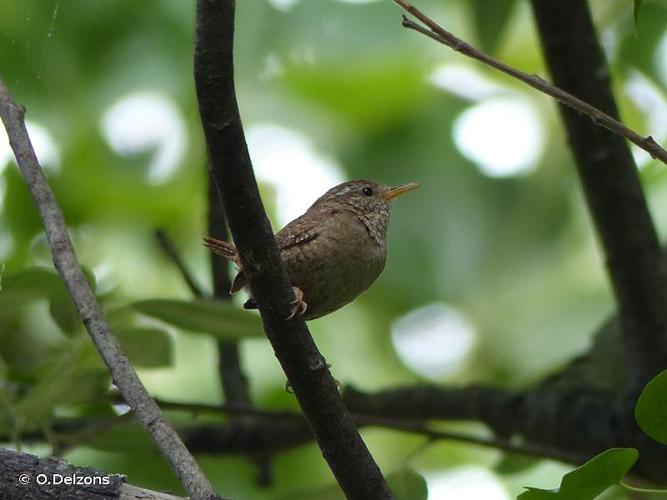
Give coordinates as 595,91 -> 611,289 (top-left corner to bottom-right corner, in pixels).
193,1 -> 392,498
0,448 -> 184,500
530,0 -> 667,392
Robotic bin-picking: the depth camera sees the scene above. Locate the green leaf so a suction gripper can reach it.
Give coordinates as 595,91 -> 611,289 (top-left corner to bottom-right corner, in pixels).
387,468 -> 428,500
519,448 -> 638,499
1,267 -> 61,292
14,337 -> 110,430
48,288 -> 82,336
635,369 -> 667,444
1,266 -> 96,335
115,327 -> 173,368
132,299 -> 264,340
0,268 -> 61,309
87,422 -> 153,453
470,0 -> 517,53
494,454 -> 537,475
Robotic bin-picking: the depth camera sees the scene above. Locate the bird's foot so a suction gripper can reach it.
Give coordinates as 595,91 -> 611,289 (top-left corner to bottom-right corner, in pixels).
286,286 -> 308,320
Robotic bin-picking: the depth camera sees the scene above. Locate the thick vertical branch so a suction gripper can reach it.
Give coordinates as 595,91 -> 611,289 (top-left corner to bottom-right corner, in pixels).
530,0 -> 667,390
0,80 -> 221,500
207,179 -> 251,404
193,1 -> 392,498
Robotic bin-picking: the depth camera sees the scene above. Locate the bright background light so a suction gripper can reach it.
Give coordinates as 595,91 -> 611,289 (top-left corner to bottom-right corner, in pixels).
430,63 -> 507,102
453,97 -> 544,178
425,467 -> 510,500
391,303 -> 477,379
247,123 -> 345,225
100,91 -> 186,185
624,70 -> 667,168
0,119 -> 59,175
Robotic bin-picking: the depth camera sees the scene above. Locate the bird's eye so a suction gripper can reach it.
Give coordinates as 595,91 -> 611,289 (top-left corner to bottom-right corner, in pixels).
362,186 -> 373,196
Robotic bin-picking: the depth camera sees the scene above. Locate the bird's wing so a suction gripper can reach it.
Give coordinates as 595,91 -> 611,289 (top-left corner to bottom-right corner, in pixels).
276,214 -> 321,251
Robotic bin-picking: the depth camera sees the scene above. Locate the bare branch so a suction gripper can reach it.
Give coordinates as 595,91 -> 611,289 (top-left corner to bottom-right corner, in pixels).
393,0 -> 667,166
529,0 -> 667,390
193,1 -> 392,497
0,448 -> 185,500
207,176 -> 252,406
155,229 -> 206,298
0,79 -> 221,500
157,399 -> 588,465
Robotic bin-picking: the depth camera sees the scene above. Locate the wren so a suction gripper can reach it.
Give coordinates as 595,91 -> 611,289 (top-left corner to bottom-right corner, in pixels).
204,179 -> 419,320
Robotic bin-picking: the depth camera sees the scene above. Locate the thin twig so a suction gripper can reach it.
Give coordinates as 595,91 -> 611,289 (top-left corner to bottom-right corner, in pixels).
529,0 -> 667,390
0,79 -> 221,500
155,229 -> 206,298
393,0 -> 667,165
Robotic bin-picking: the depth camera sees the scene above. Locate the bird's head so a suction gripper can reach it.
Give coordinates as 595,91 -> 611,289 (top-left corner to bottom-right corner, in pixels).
311,180 -> 420,215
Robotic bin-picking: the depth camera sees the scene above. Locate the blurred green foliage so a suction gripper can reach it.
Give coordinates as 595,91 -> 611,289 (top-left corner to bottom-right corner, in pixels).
0,0 -> 666,498
519,449 -> 638,500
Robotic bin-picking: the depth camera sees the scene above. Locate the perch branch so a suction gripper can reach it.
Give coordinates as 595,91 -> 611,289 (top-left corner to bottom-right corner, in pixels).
393,0 -> 667,166
193,2 -> 392,497
0,79 -> 220,500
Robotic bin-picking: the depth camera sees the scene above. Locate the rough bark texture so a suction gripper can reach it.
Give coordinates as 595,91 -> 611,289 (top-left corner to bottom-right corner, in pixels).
0,448 -> 184,500
193,1 -> 392,498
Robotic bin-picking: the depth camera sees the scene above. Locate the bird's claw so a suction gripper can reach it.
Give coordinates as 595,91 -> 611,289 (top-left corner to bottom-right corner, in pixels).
286,287 -> 308,320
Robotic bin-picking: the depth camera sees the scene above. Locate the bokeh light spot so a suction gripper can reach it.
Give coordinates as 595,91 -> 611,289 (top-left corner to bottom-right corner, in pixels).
430,63 -> 507,102
426,467 -> 510,500
0,120 -> 59,175
246,124 -> 345,225
391,303 -> 476,379
624,70 -> 667,168
268,0 -> 299,11
656,32 -> 667,88
453,97 -> 544,177
100,91 -> 186,184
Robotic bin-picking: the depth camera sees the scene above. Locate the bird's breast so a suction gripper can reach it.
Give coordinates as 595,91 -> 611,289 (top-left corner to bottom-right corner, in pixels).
283,215 -> 387,319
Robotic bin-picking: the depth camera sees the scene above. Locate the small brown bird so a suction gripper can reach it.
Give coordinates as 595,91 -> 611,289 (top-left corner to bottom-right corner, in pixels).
204,179 -> 419,320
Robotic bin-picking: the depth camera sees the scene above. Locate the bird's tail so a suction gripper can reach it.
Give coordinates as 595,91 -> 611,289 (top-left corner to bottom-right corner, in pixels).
203,237 -> 239,264
203,237 -> 248,293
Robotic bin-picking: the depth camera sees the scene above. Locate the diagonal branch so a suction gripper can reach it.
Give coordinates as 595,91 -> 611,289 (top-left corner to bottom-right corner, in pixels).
0,79 -> 221,500
193,1 -> 392,498
529,0 -> 667,391
155,229 -> 206,298
393,0 -> 667,166
394,0 -> 667,391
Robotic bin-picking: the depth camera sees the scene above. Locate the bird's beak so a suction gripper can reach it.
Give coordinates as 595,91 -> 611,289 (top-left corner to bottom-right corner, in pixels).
382,182 -> 420,200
